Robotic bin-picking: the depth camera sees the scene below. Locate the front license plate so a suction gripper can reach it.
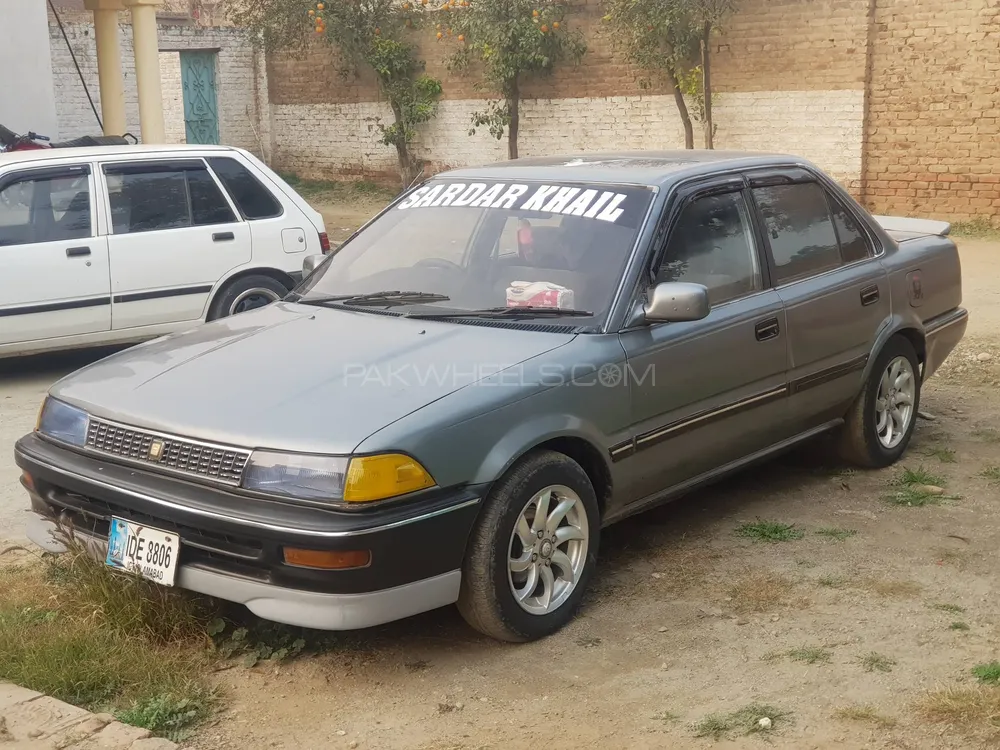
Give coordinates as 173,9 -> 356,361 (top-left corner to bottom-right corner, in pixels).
105,517 -> 179,587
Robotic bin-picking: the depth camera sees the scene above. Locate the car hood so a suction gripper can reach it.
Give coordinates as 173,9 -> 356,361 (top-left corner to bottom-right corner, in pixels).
51,302 -> 576,454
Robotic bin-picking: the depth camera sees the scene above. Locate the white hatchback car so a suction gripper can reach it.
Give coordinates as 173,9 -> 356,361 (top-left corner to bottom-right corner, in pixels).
0,144 -> 328,358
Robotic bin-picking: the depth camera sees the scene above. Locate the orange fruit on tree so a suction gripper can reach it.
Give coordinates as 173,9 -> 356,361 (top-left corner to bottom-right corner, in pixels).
552,20 -> 559,28
540,23 -> 548,32
532,8 -> 539,16
458,33 -> 464,40
375,27 -> 381,34
422,0 -> 428,4
316,2 -> 324,8
436,31 -> 443,38
308,9 -> 314,15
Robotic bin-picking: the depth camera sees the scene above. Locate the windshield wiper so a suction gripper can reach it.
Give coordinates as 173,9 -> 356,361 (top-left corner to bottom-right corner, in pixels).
407,306 -> 593,320
295,291 -> 451,308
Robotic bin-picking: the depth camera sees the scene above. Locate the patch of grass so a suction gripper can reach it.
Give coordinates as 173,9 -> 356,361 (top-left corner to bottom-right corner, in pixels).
950,621 -> 971,631
692,703 -> 791,739
980,466 -> 1000,483
735,520 -> 805,543
858,652 -> 896,673
0,534 -> 217,735
727,572 -> 794,614
884,466 -> 951,506
894,465 -> 946,487
787,646 -> 832,665
917,685 -> 1000,731
116,693 -> 212,742
814,527 -> 857,542
971,427 -> 1000,444
923,447 -> 957,463
277,172 -> 396,202
972,662 -> 1000,685
817,575 -> 847,588
883,486 -> 946,507
832,704 -> 897,728
951,218 -> 1000,239
931,602 -> 966,614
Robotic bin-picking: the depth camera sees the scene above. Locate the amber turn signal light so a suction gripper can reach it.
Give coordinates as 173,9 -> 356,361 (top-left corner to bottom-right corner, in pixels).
21,471 -> 35,492
282,548 -> 371,570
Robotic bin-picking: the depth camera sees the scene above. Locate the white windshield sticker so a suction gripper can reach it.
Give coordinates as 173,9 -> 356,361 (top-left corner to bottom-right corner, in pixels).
397,182 -> 634,224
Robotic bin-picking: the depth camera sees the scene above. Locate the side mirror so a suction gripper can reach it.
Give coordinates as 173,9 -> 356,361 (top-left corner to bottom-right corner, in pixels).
643,282 -> 711,323
302,254 -> 325,276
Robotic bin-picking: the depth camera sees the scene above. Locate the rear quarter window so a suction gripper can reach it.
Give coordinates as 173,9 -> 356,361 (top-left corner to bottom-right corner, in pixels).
207,157 -> 282,220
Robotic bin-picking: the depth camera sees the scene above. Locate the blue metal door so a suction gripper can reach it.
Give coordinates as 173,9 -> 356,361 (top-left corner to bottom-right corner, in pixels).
180,51 -> 220,144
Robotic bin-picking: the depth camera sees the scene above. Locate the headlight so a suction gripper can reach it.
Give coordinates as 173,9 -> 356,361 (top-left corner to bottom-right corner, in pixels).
241,451 -> 434,505
36,397 -> 89,447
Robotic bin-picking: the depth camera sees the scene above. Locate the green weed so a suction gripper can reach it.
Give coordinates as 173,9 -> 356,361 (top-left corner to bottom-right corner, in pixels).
735,520 -> 805,543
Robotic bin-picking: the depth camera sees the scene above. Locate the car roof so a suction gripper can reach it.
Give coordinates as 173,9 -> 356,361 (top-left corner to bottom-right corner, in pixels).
436,150 -> 815,188
0,143 -> 239,168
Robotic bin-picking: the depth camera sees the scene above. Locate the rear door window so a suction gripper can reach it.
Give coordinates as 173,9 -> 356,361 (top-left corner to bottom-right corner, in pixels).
753,182 -> 843,284
104,161 -> 237,234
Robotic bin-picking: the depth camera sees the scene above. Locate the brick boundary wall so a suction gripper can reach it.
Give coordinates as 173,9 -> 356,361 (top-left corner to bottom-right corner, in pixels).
264,0 -> 1000,223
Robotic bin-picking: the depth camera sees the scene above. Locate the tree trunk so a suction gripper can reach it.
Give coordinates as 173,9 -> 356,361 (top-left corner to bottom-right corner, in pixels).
701,21 -> 714,150
389,99 -> 412,189
507,76 -> 520,160
668,70 -> 695,149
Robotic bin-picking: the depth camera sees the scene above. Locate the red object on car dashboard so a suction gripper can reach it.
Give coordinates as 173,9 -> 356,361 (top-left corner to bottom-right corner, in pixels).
319,232 -> 331,253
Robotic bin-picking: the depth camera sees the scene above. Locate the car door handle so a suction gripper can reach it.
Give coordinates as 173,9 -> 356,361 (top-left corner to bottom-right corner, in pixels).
755,318 -> 780,342
212,232 -> 235,242
861,285 -> 880,306
65,246 -> 91,257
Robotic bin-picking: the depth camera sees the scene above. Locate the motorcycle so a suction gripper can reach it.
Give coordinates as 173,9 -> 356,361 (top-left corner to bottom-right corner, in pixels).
0,123 -> 138,152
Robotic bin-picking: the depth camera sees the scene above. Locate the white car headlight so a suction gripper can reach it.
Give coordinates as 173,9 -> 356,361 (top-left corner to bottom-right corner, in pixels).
36,397 -> 89,447
241,450 -> 436,505
241,450 -> 350,503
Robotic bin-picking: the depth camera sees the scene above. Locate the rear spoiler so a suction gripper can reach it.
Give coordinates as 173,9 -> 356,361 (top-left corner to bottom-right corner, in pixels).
872,215 -> 951,237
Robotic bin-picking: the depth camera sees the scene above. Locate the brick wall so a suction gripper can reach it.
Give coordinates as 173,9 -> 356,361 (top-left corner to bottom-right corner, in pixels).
863,0 -> 1000,222
266,0 -> 870,192
48,11 -> 266,158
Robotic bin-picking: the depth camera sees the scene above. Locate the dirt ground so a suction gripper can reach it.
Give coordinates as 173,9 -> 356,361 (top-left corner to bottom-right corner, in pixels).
2,202 -> 1000,749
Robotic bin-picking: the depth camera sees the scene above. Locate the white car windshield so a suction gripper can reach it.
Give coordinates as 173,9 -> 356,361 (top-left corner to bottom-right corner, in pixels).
297,179 -> 655,322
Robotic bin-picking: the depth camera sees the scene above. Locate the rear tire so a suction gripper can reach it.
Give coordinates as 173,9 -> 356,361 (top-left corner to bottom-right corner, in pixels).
207,274 -> 288,321
457,450 -> 599,643
838,336 -> 921,468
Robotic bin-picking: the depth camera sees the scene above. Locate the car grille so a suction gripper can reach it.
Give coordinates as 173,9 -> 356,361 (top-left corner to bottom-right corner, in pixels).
85,419 -> 250,485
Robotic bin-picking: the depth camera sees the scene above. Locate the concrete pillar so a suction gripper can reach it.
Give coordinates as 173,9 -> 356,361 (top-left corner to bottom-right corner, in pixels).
124,0 -> 165,143
85,0 -> 127,136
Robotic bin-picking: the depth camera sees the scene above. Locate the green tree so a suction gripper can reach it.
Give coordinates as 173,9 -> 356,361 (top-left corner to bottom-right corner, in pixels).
692,0 -> 738,149
602,0 -> 699,148
603,0 -> 736,149
232,0 -> 442,187
445,0 -> 586,159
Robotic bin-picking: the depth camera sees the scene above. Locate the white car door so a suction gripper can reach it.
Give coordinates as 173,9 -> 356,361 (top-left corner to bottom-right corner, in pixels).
0,163 -> 111,346
101,158 -> 251,329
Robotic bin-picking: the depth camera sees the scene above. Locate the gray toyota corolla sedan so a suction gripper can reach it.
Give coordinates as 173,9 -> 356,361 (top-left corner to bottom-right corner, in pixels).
16,151 -> 967,642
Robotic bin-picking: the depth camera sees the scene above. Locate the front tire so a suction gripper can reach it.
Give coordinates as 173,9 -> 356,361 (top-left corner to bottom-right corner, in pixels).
457,450 -> 599,643
207,274 -> 288,321
838,336 -> 921,468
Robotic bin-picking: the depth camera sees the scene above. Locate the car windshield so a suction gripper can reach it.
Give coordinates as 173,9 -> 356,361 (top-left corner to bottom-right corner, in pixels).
296,179 -> 655,324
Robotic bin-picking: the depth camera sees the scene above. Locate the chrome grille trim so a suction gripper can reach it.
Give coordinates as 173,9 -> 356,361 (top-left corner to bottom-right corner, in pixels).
84,418 -> 251,486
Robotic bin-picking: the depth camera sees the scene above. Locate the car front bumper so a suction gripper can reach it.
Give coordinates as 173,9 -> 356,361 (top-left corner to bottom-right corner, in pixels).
15,432 -> 483,630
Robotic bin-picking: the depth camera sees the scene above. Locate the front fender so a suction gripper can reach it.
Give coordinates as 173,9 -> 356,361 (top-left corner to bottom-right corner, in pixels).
468,412 -> 611,487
